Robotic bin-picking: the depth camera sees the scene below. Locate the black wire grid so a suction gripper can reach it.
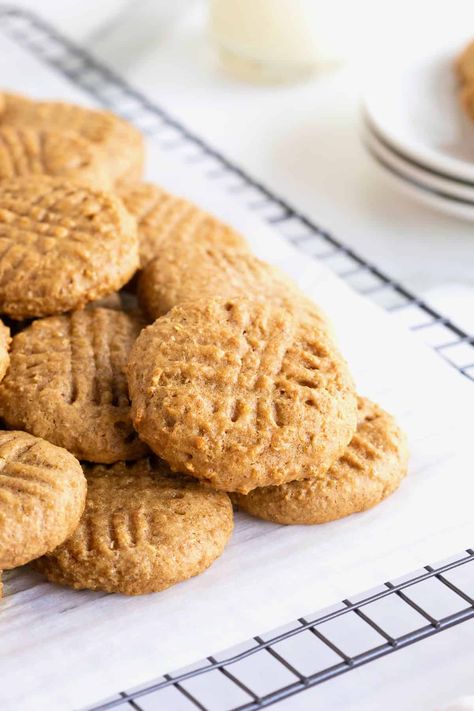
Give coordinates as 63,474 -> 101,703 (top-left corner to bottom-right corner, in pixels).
1,6 -> 473,383
87,550 -> 474,711
0,8 -> 472,710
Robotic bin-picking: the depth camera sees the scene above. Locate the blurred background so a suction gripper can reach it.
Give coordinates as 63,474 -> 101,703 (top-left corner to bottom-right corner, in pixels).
14,0 -> 474,331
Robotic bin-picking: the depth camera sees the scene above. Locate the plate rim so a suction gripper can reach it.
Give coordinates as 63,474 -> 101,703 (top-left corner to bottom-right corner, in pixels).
363,110 -> 474,189
363,117 -> 474,202
362,47 -> 474,183
364,135 -> 474,222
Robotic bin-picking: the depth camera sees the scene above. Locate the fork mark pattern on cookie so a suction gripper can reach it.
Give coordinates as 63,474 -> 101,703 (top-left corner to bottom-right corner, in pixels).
0,308 -> 147,462
0,430 -> 86,569
0,177 -> 138,318
231,398 -> 409,524
128,298 -> 357,492
35,460 -> 233,594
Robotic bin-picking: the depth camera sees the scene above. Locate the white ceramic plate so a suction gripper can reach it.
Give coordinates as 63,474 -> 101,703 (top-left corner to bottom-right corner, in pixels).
362,42 -> 474,183
362,126 -> 474,222
363,118 -> 474,202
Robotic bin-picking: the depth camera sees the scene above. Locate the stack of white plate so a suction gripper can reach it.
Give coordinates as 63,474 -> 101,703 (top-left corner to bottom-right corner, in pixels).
361,42 -> 474,221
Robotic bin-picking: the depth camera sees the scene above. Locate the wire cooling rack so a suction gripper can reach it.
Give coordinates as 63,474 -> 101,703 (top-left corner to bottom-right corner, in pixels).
86,550 -> 474,711
1,7 -> 473,383
0,7 -> 472,710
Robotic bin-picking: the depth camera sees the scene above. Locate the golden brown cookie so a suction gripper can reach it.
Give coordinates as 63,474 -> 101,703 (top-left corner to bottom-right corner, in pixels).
0,126 -> 112,189
0,318 -> 10,382
118,182 -> 248,267
456,40 -> 474,85
0,430 -> 86,569
35,458 -> 233,595
0,176 -> 139,319
460,83 -> 474,122
232,397 -> 408,524
128,297 -> 357,493
0,92 -> 144,184
137,242 -> 304,320
456,40 -> 474,121
0,308 -> 148,463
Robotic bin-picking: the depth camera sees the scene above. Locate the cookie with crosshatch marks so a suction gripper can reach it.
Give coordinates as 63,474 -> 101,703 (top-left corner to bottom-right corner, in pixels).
0,318 -> 10,382
456,40 -> 474,122
456,39 -> 474,87
118,182 -> 248,267
0,176 -> 138,319
0,308 -> 148,463
35,458 -> 233,595
0,92 -> 145,183
137,239 -> 315,322
231,397 -> 409,524
0,430 -> 86,569
133,204 -> 331,329
0,126 -> 112,189
127,297 -> 357,493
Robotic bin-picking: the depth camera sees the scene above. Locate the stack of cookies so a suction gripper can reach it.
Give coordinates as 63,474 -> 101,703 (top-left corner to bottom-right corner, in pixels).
0,91 -> 408,597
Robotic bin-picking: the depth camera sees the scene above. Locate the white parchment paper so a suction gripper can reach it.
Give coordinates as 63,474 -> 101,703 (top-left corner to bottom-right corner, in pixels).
0,33 -> 472,711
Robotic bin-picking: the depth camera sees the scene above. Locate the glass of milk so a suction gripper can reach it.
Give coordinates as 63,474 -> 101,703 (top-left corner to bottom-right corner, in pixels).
209,0 -> 358,83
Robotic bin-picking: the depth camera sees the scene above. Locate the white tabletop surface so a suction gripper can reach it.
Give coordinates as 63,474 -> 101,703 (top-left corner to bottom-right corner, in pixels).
9,1 -> 474,710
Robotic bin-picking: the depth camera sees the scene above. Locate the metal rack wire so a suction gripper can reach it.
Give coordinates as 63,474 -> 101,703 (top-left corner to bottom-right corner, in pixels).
0,7 -> 472,709
84,549 -> 474,711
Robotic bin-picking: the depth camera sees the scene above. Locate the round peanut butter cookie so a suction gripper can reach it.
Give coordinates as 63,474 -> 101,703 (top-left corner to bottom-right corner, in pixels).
232,398 -> 409,524
118,182 -> 248,267
0,308 -> 148,463
128,297 -> 357,493
0,430 -> 86,569
456,40 -> 474,85
456,40 -> 474,122
0,126 -> 112,189
0,318 -> 10,382
460,84 -> 474,122
0,92 -> 144,183
35,458 -> 233,595
0,176 -> 138,319
137,241 -> 309,321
